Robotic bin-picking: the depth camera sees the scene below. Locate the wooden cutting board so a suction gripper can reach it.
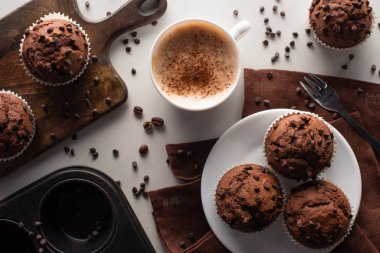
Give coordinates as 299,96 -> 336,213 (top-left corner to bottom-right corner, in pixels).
0,0 -> 167,177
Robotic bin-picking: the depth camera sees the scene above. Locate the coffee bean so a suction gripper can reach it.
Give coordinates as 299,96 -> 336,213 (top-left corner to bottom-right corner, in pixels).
260,6 -> 265,12
122,38 -> 129,45
133,106 -> 143,116
152,117 -> 164,126
341,64 -> 348,70
144,175 -> 149,182
371,64 -> 376,72
70,148 -> 75,156
152,21 -> 158,26
126,47 -> 131,53
132,161 -> 138,169
93,76 -> 100,84
266,72 -> 273,79
47,27 -> 53,33
106,11 -> 112,16
255,96 -> 261,105
133,39 -> 140,45
290,41 -> 295,47
305,28 -> 311,34
264,18 -> 269,23
90,147 -> 96,154
276,30 -> 281,36
266,26 -> 272,32
140,182 -> 145,189
131,68 -> 136,75
113,149 -> 119,157
64,146 -> 70,153
85,1 -> 90,7
91,55 -> 98,63
130,31 -> 137,37
280,11 -> 285,17
349,54 -> 354,60
139,144 -> 149,155
263,40 -> 269,46
143,121 -> 153,130
307,42 -> 313,47
273,5 -> 278,12
132,187 -> 138,194
292,32 -> 298,38
92,152 -> 99,159
233,10 -> 238,16
285,46 -> 290,52
263,99 -> 271,107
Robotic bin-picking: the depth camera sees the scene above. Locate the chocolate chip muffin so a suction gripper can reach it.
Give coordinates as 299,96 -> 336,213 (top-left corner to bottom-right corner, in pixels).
22,19 -> 89,84
215,164 -> 283,232
0,92 -> 35,160
309,0 -> 373,49
265,113 -> 334,181
284,180 -> 352,249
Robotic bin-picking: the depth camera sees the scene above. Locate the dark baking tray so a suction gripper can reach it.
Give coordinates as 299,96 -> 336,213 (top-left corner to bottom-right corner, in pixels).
0,166 -> 155,253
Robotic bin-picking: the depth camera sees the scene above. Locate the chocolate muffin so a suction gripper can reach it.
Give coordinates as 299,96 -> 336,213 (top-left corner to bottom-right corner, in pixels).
309,0 -> 373,49
265,113 -> 334,181
215,164 -> 283,232
0,92 -> 35,160
22,19 -> 89,84
284,180 -> 352,249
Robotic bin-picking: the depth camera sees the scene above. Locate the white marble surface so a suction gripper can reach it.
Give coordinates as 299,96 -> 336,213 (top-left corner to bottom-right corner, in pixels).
0,1 -> 379,252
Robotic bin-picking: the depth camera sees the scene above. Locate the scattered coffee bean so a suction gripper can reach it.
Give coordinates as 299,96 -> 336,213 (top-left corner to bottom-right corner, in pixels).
70,148 -> 75,156
270,32 -> 276,38
285,52 -> 290,58
132,161 -> 138,169
266,72 -> 273,79
263,40 -> 269,46
371,64 -> 376,72
93,76 -> 100,84
144,175 -> 149,182
179,242 -> 186,248
64,146 -> 70,153
305,28 -> 311,34
285,46 -> 290,52
260,6 -> 265,13
273,5 -> 278,12
90,147 -> 97,154
131,68 -> 136,75
47,27 -> 53,33
106,11 -> 112,16
349,54 -> 354,60
139,144 -> 149,155
356,88 -> 364,95
122,38 -> 129,45
133,39 -> 140,45
341,64 -> 348,70
151,117 -> 164,126
290,41 -> 295,47
233,10 -> 238,16
296,87 -> 302,95
140,182 -> 145,189
126,47 -> 131,53
266,26 -> 272,32
131,31 -> 137,37
292,32 -> 298,38
113,149 -> 119,157
152,20 -> 158,26
263,99 -> 271,107
280,11 -> 285,17
106,97 -> 112,105
132,187 -> 138,194
271,52 -> 280,63
254,96 -> 261,105
143,121 -> 153,130
92,152 -> 99,159
85,1 -> 90,8
332,112 -> 339,119
91,55 -> 98,63
276,30 -> 281,36
133,106 -> 143,116
307,42 -> 313,47
264,18 -> 269,23
50,133 -> 57,141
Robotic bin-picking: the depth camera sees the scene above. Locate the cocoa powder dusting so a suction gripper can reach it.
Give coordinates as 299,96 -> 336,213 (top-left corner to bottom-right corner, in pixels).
152,21 -> 237,98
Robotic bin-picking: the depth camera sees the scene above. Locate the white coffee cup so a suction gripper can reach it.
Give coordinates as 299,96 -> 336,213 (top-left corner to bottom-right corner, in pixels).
149,18 -> 251,111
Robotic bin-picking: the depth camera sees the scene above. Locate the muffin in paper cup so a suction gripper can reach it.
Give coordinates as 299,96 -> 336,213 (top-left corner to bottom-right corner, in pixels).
308,0 -> 374,51
0,90 -> 36,162
214,162 -> 284,233
283,179 -> 354,250
19,12 -> 91,87
263,111 -> 336,182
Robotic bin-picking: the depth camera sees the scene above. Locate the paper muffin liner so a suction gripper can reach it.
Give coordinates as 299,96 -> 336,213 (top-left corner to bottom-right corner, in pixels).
308,11 -> 375,51
19,12 -> 91,87
282,179 -> 355,252
214,162 -> 286,234
0,90 -> 36,162
263,110 -> 337,182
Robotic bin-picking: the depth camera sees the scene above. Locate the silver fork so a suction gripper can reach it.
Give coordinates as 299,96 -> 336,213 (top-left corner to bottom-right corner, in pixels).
300,73 -> 380,155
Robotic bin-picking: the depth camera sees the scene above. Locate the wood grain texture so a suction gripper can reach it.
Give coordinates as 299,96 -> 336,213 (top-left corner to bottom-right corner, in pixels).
0,0 -> 167,177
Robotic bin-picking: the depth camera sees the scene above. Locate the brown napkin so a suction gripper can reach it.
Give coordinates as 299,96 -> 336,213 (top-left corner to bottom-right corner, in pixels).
149,69 -> 380,253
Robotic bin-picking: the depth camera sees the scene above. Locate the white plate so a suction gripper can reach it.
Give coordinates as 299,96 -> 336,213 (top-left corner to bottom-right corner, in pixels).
201,109 -> 361,253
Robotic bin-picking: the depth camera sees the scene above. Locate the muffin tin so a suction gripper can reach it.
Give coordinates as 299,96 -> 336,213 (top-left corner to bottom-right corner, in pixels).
0,166 -> 154,253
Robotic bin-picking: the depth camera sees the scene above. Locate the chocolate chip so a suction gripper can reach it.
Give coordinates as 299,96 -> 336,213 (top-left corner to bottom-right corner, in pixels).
266,72 -> 273,79
139,144 -> 149,155
349,54 -> 354,60
152,21 -> 158,26
292,32 -> 298,38
144,175 -> 149,182
133,39 -> 140,45
263,99 -> 271,107
263,40 -> 269,46
260,6 -> 265,12
143,121 -> 153,130
122,38 -> 129,45
133,106 -> 143,116
152,117 -> 164,126
280,11 -> 285,17
91,55 -> 98,62
47,27 -> 53,33
140,182 -> 145,188
254,187 -> 260,193
131,31 -> 137,37
113,149 -> 119,157
290,41 -> 295,47
59,26 -> 65,31
264,18 -> 269,23
263,183 -> 270,191
285,46 -> 290,53
126,47 -> 131,53
85,1 -> 90,7
90,147 -> 96,154
270,32 -> 276,38
132,187 -> 138,194
273,5 -> 278,12
132,161 -> 138,169
341,64 -> 348,70
307,42 -> 313,47
92,151 -> 99,159
233,10 -> 238,16
106,11 -> 112,16
70,148 -> 75,156
305,28 -> 311,34
276,30 -> 281,36
371,64 -> 377,72
131,68 -> 136,75
71,133 -> 77,140
64,146 -> 70,153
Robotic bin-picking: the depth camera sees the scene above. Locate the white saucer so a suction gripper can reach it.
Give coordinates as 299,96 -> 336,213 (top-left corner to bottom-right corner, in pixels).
200,109 -> 361,253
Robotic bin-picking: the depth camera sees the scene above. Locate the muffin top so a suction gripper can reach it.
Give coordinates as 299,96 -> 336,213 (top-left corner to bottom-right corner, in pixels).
22,19 -> 89,84
265,113 -> 334,181
215,164 -> 283,232
0,93 -> 34,159
285,180 -> 352,249
309,0 -> 373,49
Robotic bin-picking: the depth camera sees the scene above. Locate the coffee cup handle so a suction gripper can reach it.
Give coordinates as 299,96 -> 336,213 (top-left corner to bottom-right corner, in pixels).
228,20 -> 251,41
